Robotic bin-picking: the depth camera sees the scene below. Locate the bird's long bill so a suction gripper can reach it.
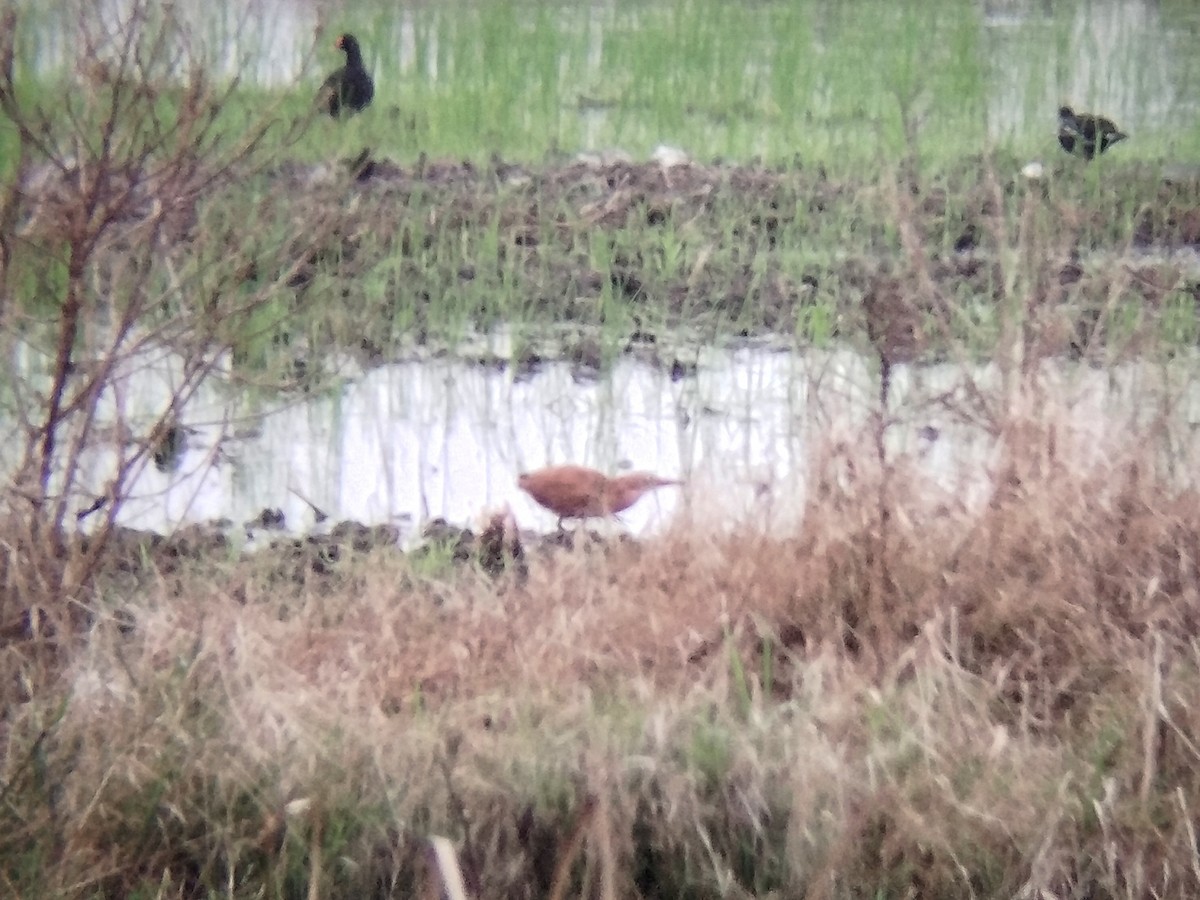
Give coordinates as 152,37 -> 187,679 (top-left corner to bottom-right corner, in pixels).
644,475 -> 683,488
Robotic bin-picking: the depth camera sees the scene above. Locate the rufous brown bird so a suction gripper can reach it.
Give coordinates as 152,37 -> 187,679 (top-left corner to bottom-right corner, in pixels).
517,464 -> 681,529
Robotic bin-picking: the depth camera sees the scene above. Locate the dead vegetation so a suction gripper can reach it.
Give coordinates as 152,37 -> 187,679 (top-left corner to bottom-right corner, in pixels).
5,421 -> 1200,899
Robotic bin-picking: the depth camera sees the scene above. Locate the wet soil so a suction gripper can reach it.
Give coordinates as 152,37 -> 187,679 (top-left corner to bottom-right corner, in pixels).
93,514 -> 517,583
265,150 -> 1200,368
86,507 -> 634,598
18,149 -> 1200,376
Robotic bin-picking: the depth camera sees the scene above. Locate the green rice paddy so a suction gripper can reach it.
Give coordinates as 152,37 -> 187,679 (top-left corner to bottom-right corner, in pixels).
7,0 -> 1200,171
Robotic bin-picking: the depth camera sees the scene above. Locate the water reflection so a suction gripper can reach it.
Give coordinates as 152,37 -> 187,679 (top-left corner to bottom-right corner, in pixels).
69,343 -> 1200,542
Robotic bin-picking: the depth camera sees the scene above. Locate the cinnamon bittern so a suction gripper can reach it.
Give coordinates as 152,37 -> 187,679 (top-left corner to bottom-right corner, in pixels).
517,464 -> 681,529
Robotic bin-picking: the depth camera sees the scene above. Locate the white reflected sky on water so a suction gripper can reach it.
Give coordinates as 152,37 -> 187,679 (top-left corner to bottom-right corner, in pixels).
81,343 -> 1200,541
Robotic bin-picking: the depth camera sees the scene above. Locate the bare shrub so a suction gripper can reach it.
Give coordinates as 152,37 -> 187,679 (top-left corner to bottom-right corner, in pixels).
0,1 -> 344,675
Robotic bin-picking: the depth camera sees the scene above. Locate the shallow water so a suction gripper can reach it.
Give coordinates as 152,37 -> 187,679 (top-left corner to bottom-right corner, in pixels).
45,337 -> 1200,543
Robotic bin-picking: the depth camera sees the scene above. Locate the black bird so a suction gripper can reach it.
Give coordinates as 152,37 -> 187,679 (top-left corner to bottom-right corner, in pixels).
1058,105 -> 1126,160
318,33 -> 374,118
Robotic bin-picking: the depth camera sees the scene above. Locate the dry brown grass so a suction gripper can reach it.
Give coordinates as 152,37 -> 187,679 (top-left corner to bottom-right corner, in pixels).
4,412 -> 1200,898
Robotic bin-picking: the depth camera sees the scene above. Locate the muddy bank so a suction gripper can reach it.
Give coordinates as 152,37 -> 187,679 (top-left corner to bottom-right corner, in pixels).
82,509 -> 653,595
278,151 -> 1200,363
20,151 -> 1200,372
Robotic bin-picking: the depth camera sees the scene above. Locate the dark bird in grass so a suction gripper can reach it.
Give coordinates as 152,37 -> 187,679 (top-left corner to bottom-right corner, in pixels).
1058,105 -> 1127,160
517,465 -> 681,530
318,33 -> 374,118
